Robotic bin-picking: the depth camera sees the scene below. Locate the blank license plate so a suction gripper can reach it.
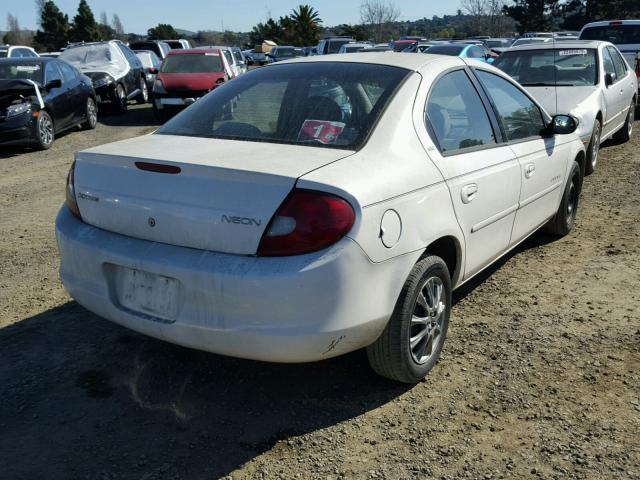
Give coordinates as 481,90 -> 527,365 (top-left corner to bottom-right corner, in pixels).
116,267 -> 180,321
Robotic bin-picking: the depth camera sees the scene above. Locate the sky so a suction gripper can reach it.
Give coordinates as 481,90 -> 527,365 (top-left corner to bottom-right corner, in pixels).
3,0 -> 465,34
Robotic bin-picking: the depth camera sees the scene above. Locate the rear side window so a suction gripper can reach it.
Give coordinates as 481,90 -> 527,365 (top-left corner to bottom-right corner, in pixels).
426,70 -> 496,153
161,54 -> 223,73
476,70 -> 545,141
156,62 -> 410,150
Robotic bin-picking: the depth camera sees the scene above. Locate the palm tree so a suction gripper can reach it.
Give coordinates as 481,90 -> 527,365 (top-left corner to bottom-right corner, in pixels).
291,4 -> 322,46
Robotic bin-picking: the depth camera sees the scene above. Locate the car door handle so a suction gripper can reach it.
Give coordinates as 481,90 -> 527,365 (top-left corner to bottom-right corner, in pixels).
525,163 -> 536,179
461,183 -> 478,204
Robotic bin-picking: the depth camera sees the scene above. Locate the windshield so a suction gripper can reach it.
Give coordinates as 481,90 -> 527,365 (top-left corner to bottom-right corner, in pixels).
161,54 -> 223,73
485,40 -> 506,48
276,48 -> 300,58
327,40 -> 352,54
0,62 -> 43,82
156,62 -> 409,150
233,50 -> 243,62
494,48 -> 598,86
426,45 -> 465,56
580,25 -> 640,44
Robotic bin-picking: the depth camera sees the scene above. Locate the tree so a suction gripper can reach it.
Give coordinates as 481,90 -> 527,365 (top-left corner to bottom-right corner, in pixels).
460,0 -> 511,36
560,0 -> 640,30
69,0 -> 99,42
147,23 -> 179,40
3,13 -> 31,45
337,23 -> 369,41
291,5 -> 322,46
360,0 -> 401,43
112,13 -> 124,35
502,0 -> 559,33
33,1 -> 70,51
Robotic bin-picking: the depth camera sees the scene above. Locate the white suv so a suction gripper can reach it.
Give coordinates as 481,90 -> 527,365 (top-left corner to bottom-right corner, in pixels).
579,20 -> 640,90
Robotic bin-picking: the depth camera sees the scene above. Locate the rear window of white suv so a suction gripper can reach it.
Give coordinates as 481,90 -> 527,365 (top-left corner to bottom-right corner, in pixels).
580,25 -> 640,44
156,62 -> 410,150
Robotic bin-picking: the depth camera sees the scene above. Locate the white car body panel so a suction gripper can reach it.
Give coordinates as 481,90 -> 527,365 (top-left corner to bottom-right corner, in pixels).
56,53 -> 586,363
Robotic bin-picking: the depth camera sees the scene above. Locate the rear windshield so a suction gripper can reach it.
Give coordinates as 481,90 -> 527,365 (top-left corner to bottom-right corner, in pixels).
161,54 -> 223,73
494,49 -> 598,86
512,38 -> 547,46
580,25 -> 640,44
156,62 -> 410,150
426,45 -> 465,56
0,62 -> 43,82
276,48 -> 301,58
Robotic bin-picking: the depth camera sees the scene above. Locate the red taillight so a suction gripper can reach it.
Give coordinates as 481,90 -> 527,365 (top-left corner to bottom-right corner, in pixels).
609,21 -> 623,26
65,161 -> 81,219
257,189 -> 355,257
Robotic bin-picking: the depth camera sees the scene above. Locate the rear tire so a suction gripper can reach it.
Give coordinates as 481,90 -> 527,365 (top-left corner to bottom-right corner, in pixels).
82,97 -> 97,130
543,161 -> 580,237
584,119 -> 600,176
367,255 -> 451,383
613,100 -> 634,142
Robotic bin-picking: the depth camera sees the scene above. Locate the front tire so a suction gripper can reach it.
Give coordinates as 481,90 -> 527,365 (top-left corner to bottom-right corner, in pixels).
34,110 -> 54,150
112,84 -> 127,114
585,119 -> 600,176
613,100 -> 634,142
367,256 -> 451,383
543,161 -> 580,237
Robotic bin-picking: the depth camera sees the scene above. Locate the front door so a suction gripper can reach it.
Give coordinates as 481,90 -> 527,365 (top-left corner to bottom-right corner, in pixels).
474,70 -> 568,244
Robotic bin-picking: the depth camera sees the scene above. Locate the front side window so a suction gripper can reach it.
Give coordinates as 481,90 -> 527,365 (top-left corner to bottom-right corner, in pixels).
156,62 -> 409,150
44,62 -> 63,83
601,48 -> 616,78
494,49 -> 598,86
58,61 -> 77,82
608,46 -> 627,78
476,70 -> 545,141
426,70 -> 496,153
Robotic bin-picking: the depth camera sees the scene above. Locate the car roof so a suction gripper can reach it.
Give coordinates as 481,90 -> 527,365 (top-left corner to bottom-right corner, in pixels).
506,40 -> 607,51
582,20 -> 640,28
167,48 -> 221,55
275,52 -> 463,72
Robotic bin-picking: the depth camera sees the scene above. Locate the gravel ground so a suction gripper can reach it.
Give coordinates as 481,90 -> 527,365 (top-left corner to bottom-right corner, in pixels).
0,104 -> 638,480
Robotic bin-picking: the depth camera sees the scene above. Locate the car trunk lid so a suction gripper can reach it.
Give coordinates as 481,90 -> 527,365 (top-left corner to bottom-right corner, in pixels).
73,134 -> 354,255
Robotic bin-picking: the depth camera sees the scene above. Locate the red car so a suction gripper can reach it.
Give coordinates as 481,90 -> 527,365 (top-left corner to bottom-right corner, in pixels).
152,48 -> 230,120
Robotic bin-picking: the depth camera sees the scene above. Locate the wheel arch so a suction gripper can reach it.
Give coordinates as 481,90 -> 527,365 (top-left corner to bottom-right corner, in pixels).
574,149 -> 586,186
418,235 -> 463,287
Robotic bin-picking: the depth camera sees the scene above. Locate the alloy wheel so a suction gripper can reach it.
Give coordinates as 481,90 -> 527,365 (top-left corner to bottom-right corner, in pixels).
591,123 -> 600,168
87,98 -> 97,127
39,113 -> 53,146
566,177 -> 577,226
409,276 -> 445,364
629,104 -> 635,137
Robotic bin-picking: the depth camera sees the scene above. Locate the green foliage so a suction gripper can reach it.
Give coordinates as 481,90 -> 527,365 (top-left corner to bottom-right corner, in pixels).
560,0 -> 640,30
69,0 -> 99,42
147,23 -> 179,40
250,4 -> 322,46
33,1 -> 70,51
336,24 -> 369,41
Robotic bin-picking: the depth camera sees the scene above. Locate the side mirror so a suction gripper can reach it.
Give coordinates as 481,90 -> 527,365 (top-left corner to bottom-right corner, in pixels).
605,72 -> 615,87
45,78 -> 62,90
549,115 -> 578,135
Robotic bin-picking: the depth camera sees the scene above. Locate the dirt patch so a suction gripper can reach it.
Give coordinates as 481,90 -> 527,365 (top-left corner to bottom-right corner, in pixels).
0,105 -> 638,479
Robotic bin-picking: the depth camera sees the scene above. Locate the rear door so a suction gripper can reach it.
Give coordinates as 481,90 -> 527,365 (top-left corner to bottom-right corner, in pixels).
601,47 -> 625,137
474,69 -> 567,245
608,46 -> 635,124
422,68 -> 521,279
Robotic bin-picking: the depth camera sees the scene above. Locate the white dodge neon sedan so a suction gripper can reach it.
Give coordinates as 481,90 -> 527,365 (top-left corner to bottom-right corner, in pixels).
56,53 -> 586,383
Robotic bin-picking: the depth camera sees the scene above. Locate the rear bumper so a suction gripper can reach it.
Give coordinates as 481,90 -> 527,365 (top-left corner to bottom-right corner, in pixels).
56,207 -> 416,362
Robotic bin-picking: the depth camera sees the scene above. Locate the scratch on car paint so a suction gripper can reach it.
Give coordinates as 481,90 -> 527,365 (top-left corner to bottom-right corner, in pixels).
322,335 -> 346,355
